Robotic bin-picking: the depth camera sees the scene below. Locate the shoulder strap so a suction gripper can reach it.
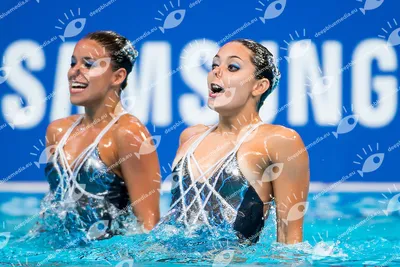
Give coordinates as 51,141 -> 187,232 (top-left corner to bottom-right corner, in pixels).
71,111 -> 128,177
57,115 -> 85,150
186,124 -> 218,156
53,115 -> 85,176
54,112 -> 127,200
184,121 -> 264,187
233,121 -> 264,150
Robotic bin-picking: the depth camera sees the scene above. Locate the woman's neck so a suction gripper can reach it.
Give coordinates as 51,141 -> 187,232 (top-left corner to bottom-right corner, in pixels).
81,90 -> 121,127
216,105 -> 262,135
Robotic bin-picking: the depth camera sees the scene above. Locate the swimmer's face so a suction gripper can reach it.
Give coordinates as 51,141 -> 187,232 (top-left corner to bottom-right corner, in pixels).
68,39 -> 126,106
207,42 -> 269,114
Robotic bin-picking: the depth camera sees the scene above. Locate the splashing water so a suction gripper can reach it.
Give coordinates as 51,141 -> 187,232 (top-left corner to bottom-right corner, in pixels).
0,192 -> 399,266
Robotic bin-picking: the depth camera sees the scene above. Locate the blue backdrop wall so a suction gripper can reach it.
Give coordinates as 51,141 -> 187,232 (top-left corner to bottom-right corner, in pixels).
0,0 -> 399,192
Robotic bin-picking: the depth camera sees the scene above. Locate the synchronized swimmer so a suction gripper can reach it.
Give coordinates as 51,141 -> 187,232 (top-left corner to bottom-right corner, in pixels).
36,31 -> 310,245
36,31 -> 160,241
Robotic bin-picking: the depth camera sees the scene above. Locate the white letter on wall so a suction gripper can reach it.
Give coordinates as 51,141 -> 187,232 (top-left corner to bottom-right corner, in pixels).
352,39 -> 398,127
125,42 -> 171,126
179,39 -> 219,125
288,41 -> 342,126
2,41 -> 46,129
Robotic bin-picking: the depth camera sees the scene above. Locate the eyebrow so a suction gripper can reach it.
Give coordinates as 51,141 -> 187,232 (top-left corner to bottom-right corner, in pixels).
83,56 -> 96,61
71,55 -> 96,61
213,55 -> 243,61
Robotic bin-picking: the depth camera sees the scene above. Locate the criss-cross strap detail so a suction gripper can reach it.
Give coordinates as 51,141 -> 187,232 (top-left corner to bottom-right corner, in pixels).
51,112 -> 127,200
169,121 -> 264,228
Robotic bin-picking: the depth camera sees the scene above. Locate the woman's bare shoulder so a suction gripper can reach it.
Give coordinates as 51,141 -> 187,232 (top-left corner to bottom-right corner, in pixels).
169,124 -> 210,169
112,113 -> 144,136
179,124 -> 210,145
259,124 -> 299,137
249,124 -> 304,153
112,113 -> 156,150
115,113 -> 142,128
46,114 -> 82,146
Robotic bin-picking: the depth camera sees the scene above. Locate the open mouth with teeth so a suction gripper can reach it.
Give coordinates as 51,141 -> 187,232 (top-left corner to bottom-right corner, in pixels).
209,83 -> 225,98
70,81 -> 89,94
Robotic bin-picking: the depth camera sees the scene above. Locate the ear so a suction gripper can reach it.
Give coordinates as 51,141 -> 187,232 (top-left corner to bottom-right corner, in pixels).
252,78 -> 270,97
111,68 -> 127,88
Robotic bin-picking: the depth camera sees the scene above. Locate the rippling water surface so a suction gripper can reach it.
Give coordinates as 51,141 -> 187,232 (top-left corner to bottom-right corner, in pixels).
0,193 -> 399,266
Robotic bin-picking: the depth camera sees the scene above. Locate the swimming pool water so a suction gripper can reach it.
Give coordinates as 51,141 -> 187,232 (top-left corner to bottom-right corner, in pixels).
0,192 -> 399,266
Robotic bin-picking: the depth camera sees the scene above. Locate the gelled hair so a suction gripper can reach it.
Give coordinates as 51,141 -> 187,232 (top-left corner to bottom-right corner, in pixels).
84,31 -> 138,90
232,39 -> 280,111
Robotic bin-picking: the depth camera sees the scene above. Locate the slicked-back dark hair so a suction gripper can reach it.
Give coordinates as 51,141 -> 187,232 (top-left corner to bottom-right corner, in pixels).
233,39 -> 280,110
84,31 -> 138,90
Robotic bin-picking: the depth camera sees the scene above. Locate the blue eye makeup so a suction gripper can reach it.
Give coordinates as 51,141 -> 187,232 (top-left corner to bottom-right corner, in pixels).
70,57 -> 77,67
210,58 -> 240,72
83,58 -> 95,68
228,63 -> 240,71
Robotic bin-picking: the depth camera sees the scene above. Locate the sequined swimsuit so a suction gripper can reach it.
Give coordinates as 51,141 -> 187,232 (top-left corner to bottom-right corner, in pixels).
166,122 -> 271,243
41,112 -> 135,240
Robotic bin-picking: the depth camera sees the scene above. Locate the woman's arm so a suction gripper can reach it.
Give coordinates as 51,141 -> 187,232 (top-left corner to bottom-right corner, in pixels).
268,127 -> 310,244
115,117 -> 161,231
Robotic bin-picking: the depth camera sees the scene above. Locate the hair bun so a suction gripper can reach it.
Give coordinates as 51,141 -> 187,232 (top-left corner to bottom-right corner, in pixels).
122,42 -> 139,65
267,55 -> 281,91
232,38 -> 280,110
85,31 -> 136,89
